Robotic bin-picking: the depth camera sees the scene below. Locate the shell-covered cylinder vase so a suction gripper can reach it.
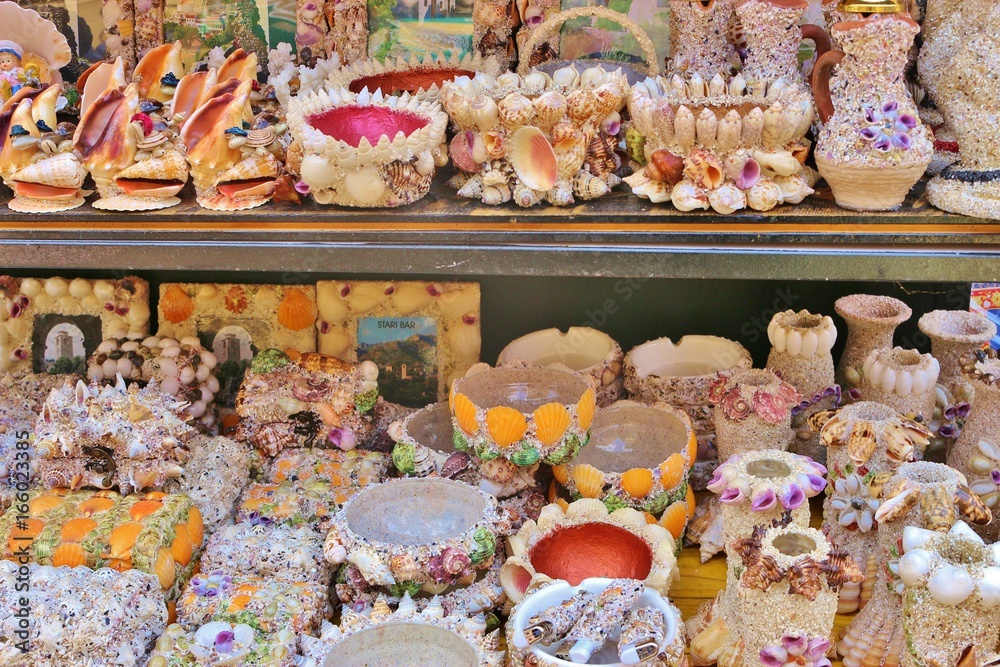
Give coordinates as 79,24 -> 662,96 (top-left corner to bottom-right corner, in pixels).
859,347 -> 940,422
390,401 -> 479,486
834,293 -> 912,389
917,310 -> 997,405
709,368 -> 801,459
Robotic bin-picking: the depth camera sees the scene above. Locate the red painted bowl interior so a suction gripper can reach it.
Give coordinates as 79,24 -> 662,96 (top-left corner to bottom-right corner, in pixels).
348,68 -> 474,95
307,106 -> 428,147
529,523 -> 653,585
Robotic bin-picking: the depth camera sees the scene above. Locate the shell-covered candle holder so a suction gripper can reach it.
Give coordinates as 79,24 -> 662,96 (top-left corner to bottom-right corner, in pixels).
810,401 -> 928,613
859,347 -> 940,422
917,310 -> 997,405
499,497 -> 677,605
325,53 -> 503,101
146,622 -> 299,667
286,87 -> 448,207
450,366 -> 596,497
709,368 -> 801,459
497,327 -> 624,408
506,577 -> 687,667
300,595 -> 505,667
1,84 -> 87,212
440,66 -> 629,207
898,522 -> 1000,667
390,401 -> 479,486
324,477 -> 510,608
834,293 -> 913,389
552,401 -> 696,523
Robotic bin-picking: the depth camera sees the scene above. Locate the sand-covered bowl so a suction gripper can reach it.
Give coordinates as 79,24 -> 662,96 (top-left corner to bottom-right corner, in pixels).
391,402 -> 479,485
286,87 -> 449,207
325,53 -> 502,103
554,401 -> 696,520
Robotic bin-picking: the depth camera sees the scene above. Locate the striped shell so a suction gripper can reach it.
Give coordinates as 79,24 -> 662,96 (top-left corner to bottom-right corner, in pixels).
572,463 -> 605,498
659,500 -> 688,539
78,497 -> 115,515
161,284 -> 195,324
30,494 -> 64,516
129,499 -> 163,521
621,468 -> 654,499
246,127 -> 275,148
380,160 -> 433,204
920,485 -> 956,532
171,524 -> 194,566
873,486 -> 918,523
155,547 -> 176,590
820,415 -> 848,447
511,445 -> 541,466
847,421 -> 878,465
533,402 -> 571,446
954,484 -> 992,525
551,464 -> 569,485
485,406 -> 528,448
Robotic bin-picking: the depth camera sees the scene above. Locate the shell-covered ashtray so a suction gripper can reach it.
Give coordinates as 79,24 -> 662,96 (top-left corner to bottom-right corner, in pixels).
235,349 -> 379,457
500,497 -> 677,604
200,522 -> 330,586
451,366 -> 596,485
177,435 -> 252,534
300,594 -> 505,667
506,577 -> 687,667
0,489 -> 203,600
146,621 -> 299,667
324,477 -> 510,602
553,401 -> 696,523
440,67 -> 628,207
267,447 -> 389,487
325,53 -> 503,101
286,87 -> 448,207
178,571 -> 330,635
0,563 -> 167,667
391,401 -> 479,485
497,327 -> 624,407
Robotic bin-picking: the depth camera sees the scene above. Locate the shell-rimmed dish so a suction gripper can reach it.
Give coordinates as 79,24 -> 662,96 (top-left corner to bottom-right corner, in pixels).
391,401 -> 480,485
325,53 -> 503,103
497,327 -> 624,407
553,401 -> 696,520
500,497 -> 677,604
324,477 -> 511,599
146,621 -> 299,666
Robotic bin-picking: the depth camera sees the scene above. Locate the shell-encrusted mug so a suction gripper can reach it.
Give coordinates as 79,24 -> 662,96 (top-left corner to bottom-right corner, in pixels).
451,365 -> 596,497
708,368 -> 801,459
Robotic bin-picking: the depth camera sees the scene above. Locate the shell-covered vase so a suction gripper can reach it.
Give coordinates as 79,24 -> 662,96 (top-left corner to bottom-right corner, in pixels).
859,347 -> 940,423
499,497 -> 677,605
898,522 -> 1000,667
811,401 -> 928,613
390,401 -> 480,486
286,87 -> 448,207
666,0 -> 741,79
440,66 -> 628,207
553,401 -> 696,521
917,310 -> 997,405
709,368 -> 801,459
834,293 -> 912,389
324,52 -> 503,103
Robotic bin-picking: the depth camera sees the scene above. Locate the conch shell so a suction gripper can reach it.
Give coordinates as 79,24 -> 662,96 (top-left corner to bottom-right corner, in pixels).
133,41 -> 184,103
170,69 -> 219,122
73,83 -> 140,192
77,57 -> 127,118
181,79 -> 254,198
217,48 -> 258,84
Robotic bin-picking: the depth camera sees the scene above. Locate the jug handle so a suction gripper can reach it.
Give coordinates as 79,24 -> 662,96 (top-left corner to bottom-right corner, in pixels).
801,24 -> 832,61
811,49 -> 846,124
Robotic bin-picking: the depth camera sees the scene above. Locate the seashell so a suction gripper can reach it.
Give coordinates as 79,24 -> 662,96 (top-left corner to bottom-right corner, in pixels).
171,524 -> 194,566
509,126 -> 557,192
51,542 -> 88,568
717,110 -> 743,153
674,106 -> 696,151
735,157 -> 760,190
708,183 -> 746,214
187,506 -> 204,547
898,548 -> 931,586
572,171 -> 609,201
181,79 -> 253,192
874,486 -> 918,523
687,73 -> 707,99
927,564 -> 975,605
659,500 -> 688,539
566,89 -> 598,124
482,183 -> 512,205
498,93 -> 534,131
746,177 -> 781,212
246,127 -> 275,148
74,84 -> 140,189
881,424 -> 916,463
381,160 -> 433,204
847,421 -> 878,465
683,149 -> 724,190
573,463 -> 606,498
622,467 -> 654,499
450,132 -> 483,173
671,180 -> 710,211
552,66 -> 580,90
343,168 -> 388,207
486,406 -> 528,448
129,499 -> 164,521
12,152 -> 85,189
534,402 -> 571,445
868,471 -> 893,499
532,91 -> 567,133
453,392 -> 479,435
594,81 -> 626,119
554,140 -> 587,181
511,182 -> 542,207
133,41 -> 184,104
161,284 -> 194,323
60,517 -> 99,543
217,48 -> 258,83
108,522 -> 145,560
79,497 -> 115,516
920,485 -> 956,532
480,456 -> 517,484
276,288 -> 317,331
154,547 -> 176,590
753,149 -> 800,178
742,107 -> 764,145
646,149 -> 684,185
696,108 -> 718,147
577,388 -> 596,430
955,485 -> 992,525
483,131 -> 506,160
471,95 -> 500,132
774,174 -> 813,204
584,133 -> 618,178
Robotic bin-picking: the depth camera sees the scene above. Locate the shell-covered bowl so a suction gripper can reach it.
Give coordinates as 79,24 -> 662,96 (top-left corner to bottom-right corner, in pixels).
325,53 -> 503,103
390,401 -> 480,485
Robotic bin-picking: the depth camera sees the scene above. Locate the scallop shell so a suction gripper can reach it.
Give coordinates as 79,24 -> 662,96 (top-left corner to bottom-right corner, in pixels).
659,500 -> 688,539
51,542 -> 88,568
573,463 -> 605,498
79,497 -> 116,515
129,499 -> 163,521
277,288 -> 317,331
509,126 -> 557,192
171,524 -> 194,566
551,464 -> 569,485
577,388 -> 596,430
534,402 -> 571,445
30,494 -> 65,516
920,485 -> 956,532
60,517 -> 98,543
108,522 -> 145,560
486,406 -> 528,448
187,506 -> 205,547
659,453 -> 687,491
453,392 -> 480,436
155,547 -> 176,590
622,467 -> 654,499
161,284 -> 195,324
847,421 -> 878,465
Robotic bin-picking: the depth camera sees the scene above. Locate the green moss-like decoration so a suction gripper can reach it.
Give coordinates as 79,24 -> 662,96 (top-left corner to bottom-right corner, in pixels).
603,494 -> 629,513
389,580 -> 423,598
250,348 -> 292,374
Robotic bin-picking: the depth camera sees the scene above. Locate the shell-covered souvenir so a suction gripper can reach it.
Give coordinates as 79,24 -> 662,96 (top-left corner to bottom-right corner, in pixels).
300,594 -> 505,667
859,346 -> 941,422
0,488 -> 203,599
324,477 -> 510,603
708,368 -> 801,459
0,373 -> 70,495
450,366 -> 595,496
324,53 -> 503,102
33,377 -> 196,493
1,85 -> 88,212
475,0 -> 517,69
499,496 -> 677,605
177,435 -> 252,534
200,522 -> 330,585
267,447 -> 389,488
919,311 -> 997,405
553,401 -> 696,521
132,41 -> 185,106
812,401 -> 928,613
234,349 -> 378,457
440,65 -> 629,207
390,401 -> 480,486
0,563 -> 167,667
178,571 -> 330,635
285,86 -> 448,207
169,48 -> 259,126
898,522 -> 1000,667
0,3 -> 71,104
561,579 -> 646,663
236,481 -> 341,531
497,327 -> 625,408
146,621 -> 300,667
835,293 -> 913,390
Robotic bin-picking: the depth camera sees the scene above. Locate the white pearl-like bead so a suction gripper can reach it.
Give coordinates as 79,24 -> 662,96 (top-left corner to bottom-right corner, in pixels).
898,548 -> 931,587
927,565 -> 975,605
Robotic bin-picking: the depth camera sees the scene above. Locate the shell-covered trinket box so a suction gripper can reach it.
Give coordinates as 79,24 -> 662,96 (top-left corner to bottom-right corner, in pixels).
267,447 -> 389,487
235,349 -> 378,457
146,621 -> 300,667
236,481 -> 341,531
199,522 -> 331,586
176,435 -> 253,534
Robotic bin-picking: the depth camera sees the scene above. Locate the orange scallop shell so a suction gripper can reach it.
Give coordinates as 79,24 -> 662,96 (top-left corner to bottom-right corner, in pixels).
486,406 -> 528,448
686,432 -> 698,463
659,453 -> 687,491
227,595 -> 253,612
643,512 -> 658,524
659,500 -> 689,539
78,497 -> 115,516
277,287 -> 317,331
161,284 -> 195,324
686,484 -> 697,519
129,499 -> 164,521
29,494 -> 65,517
144,491 -> 168,500
548,480 -> 559,502
167,600 -> 177,625
551,464 -> 569,485
106,557 -> 133,572
8,518 -> 44,554
572,463 -> 605,498
108,522 -> 144,560
187,506 -> 205,548
577,389 -> 596,431
534,402 -> 571,446
171,524 -> 193,567
60,517 -> 99,543
621,467 -> 655,499
453,392 -> 480,436
155,547 -> 176,590
235,583 -> 260,596
51,542 -> 88,568
555,498 -> 570,512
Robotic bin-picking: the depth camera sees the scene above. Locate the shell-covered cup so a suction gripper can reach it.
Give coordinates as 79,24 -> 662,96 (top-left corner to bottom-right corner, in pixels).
390,401 -> 480,486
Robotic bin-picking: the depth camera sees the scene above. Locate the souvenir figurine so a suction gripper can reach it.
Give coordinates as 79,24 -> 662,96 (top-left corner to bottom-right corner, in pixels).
0,3 -> 71,103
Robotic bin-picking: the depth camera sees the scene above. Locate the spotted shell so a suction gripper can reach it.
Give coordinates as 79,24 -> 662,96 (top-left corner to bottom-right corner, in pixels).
683,149 -> 724,191
882,423 -> 916,463
867,471 -> 893,499
277,288 -> 317,331
808,409 -> 838,432
380,160 -> 433,205
820,416 -> 849,447
533,402 -> 571,446
919,485 -> 956,532
621,467 -> 654,499
873,485 -> 918,523
572,463 -> 605,498
480,456 -> 517,483
847,421 -> 878,465
51,542 -> 88,568
486,406 -> 528,448
954,484 -> 992,525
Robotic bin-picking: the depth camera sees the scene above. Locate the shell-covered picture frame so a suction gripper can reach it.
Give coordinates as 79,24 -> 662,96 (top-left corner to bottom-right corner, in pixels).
0,275 -> 150,375
316,280 -> 480,406
155,283 -> 318,405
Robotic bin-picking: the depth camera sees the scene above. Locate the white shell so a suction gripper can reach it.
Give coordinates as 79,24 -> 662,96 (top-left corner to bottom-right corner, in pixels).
903,526 -> 938,553
898,549 -> 931,586
979,566 -> 1000,606
927,565 -> 975,605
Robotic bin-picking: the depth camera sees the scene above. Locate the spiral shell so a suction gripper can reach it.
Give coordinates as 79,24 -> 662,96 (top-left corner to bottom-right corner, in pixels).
683,149 -> 725,190
246,127 -> 276,148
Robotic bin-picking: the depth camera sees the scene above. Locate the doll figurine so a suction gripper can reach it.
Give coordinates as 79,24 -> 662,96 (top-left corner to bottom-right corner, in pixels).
0,40 -> 25,99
